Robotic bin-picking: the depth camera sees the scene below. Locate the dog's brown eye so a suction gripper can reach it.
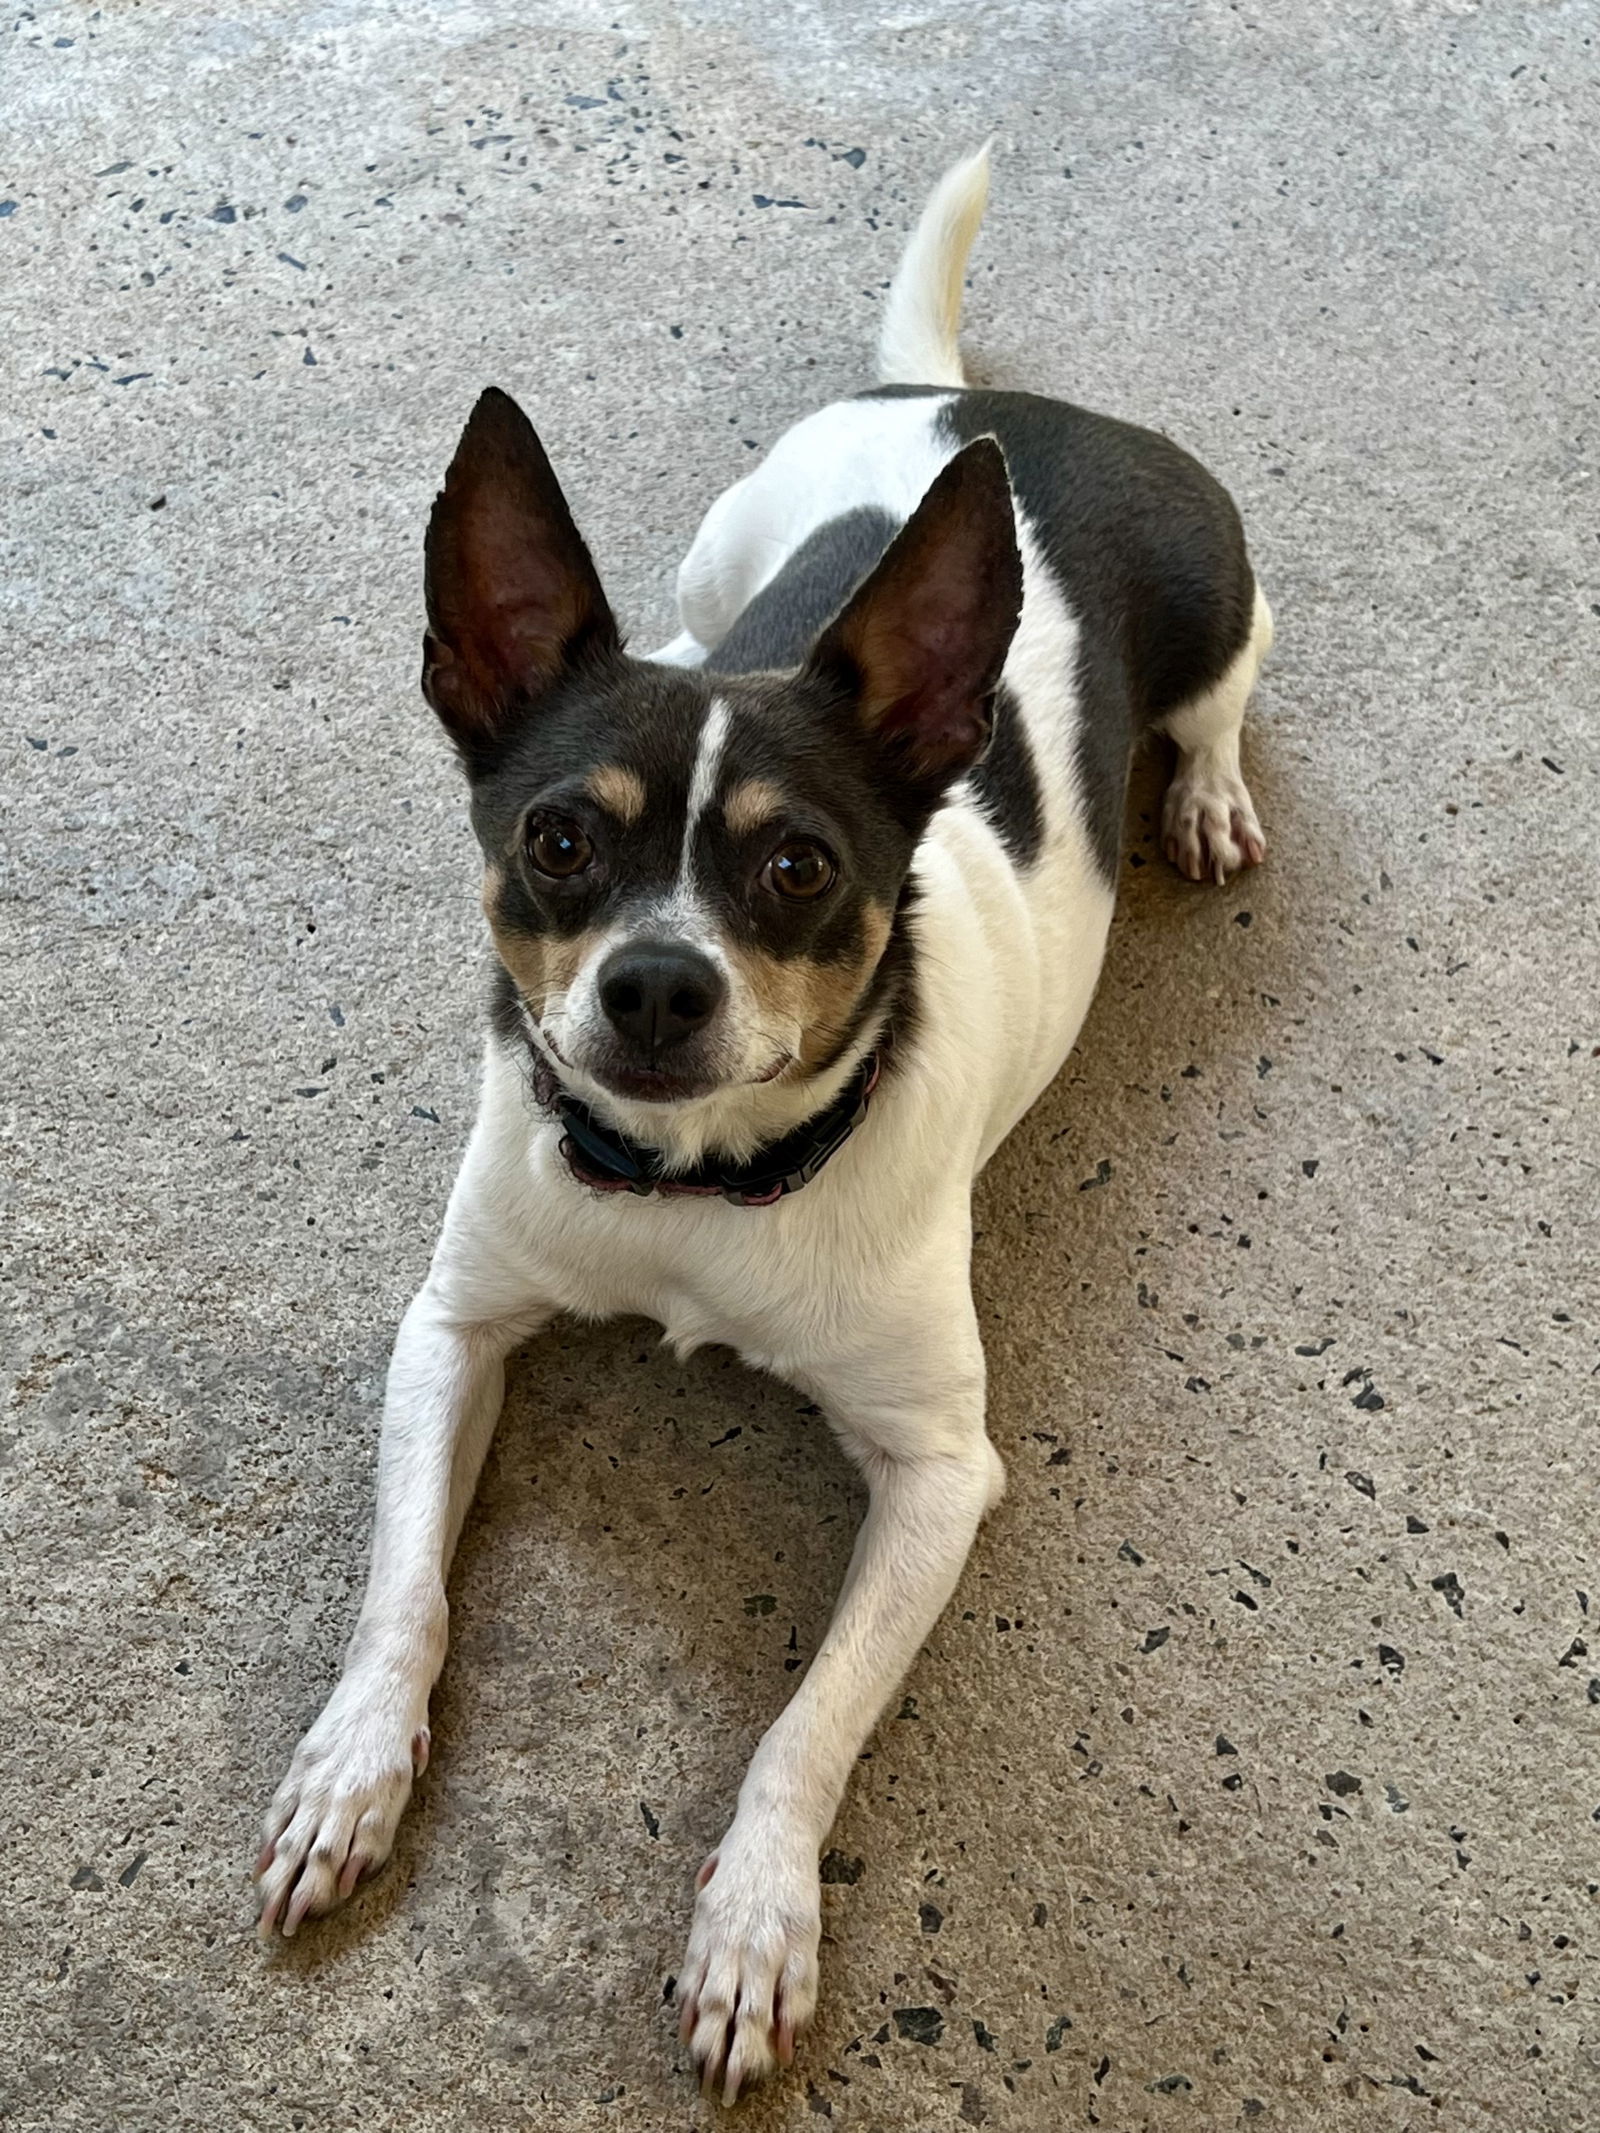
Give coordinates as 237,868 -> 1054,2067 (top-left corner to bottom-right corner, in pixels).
527,818 -> 594,879
762,840 -> 835,901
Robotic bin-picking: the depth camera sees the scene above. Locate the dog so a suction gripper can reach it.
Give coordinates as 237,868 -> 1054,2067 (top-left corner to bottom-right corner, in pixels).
255,142 -> 1271,2103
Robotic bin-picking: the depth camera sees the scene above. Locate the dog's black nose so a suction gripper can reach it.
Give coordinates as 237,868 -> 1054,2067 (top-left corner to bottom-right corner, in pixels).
598,943 -> 726,1053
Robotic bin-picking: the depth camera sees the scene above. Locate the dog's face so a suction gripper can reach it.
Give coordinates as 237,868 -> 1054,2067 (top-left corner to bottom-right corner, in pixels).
422,389 -> 1021,1111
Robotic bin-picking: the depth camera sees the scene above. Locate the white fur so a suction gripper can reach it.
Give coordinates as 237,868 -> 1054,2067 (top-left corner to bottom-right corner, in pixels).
1159,586 -> 1274,884
257,150 -> 1265,2106
679,693 -> 731,880
876,137 -> 993,387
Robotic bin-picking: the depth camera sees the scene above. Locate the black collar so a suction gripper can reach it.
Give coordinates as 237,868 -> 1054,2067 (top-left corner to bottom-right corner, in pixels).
529,1048 -> 883,1208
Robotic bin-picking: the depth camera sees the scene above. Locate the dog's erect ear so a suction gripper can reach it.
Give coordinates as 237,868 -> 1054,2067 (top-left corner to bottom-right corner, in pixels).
422,387 -> 620,752
807,437 -> 1022,786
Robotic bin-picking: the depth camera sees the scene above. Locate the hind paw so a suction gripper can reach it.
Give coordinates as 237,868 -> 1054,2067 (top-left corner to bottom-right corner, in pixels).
1162,767 -> 1265,885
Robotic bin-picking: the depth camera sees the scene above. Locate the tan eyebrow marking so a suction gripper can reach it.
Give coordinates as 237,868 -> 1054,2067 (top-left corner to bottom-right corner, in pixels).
585,764 -> 646,824
723,777 -> 787,838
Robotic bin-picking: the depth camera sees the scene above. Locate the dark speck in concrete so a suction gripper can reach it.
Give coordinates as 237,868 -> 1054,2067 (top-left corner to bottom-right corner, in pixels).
893,2006 -> 943,2045
1431,1572 -> 1465,1618
820,1850 -> 863,1885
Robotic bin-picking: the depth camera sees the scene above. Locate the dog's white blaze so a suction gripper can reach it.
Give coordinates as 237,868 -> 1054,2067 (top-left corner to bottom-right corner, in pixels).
679,693 -> 731,885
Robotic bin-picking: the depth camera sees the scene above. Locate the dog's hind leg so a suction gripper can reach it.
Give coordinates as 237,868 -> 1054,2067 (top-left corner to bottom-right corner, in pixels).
1156,582 -> 1273,885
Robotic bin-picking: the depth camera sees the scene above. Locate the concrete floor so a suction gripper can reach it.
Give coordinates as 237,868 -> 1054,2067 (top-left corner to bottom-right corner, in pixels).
3,3 -> 1596,2128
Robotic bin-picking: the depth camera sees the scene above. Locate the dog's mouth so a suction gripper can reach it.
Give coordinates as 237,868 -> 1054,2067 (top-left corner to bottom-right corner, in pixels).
591,1060 -> 711,1104
586,1050 -> 793,1106
531,1008 -> 793,1106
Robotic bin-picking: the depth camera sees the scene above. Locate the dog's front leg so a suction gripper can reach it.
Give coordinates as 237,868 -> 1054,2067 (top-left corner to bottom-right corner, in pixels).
256,1256 -> 549,1938
678,1304 -> 999,2102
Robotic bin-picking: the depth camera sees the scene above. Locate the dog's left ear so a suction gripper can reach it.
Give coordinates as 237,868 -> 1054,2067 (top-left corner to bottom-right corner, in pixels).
422,387 -> 620,758
808,437 -> 1022,786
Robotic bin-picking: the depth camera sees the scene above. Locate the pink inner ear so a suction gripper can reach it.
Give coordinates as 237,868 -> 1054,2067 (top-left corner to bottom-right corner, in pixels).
455,498 -> 587,692
850,565 -> 1009,776
873,679 -> 991,779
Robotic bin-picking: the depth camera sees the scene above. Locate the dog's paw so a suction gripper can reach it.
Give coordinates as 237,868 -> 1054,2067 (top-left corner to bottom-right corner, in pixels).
255,1679 -> 429,1940
676,1827 -> 821,2104
1162,759 -> 1266,885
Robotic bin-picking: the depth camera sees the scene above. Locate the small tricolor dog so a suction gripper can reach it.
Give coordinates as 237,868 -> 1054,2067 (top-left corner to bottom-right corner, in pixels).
257,143 -> 1271,2101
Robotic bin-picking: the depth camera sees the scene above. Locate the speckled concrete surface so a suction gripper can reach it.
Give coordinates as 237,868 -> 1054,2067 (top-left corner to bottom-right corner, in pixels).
3,3 -> 1596,2128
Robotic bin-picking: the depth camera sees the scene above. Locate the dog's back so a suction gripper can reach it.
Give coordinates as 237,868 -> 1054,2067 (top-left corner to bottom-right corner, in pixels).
657,141 -> 1271,895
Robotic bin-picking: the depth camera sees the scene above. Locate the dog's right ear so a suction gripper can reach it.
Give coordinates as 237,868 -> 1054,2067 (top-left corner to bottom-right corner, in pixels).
422,388 -> 619,759
805,438 -> 1022,796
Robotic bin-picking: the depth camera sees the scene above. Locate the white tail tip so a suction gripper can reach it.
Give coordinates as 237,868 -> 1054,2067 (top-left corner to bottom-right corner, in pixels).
876,140 -> 994,389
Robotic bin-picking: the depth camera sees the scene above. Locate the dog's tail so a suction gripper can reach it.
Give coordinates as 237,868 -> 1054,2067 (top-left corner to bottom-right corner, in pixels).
875,141 -> 993,388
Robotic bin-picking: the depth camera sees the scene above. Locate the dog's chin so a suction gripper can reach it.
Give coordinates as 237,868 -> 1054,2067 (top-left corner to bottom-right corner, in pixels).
584,1052 -> 792,1107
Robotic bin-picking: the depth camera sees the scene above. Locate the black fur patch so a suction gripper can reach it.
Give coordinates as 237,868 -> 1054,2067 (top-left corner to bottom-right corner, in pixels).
940,390 -> 1254,878
969,683 -> 1043,865
862,384 -> 1256,878
488,957 -> 528,1051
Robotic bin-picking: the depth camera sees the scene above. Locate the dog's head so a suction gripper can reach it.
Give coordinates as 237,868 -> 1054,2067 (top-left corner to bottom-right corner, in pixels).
422,388 -> 1021,1121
